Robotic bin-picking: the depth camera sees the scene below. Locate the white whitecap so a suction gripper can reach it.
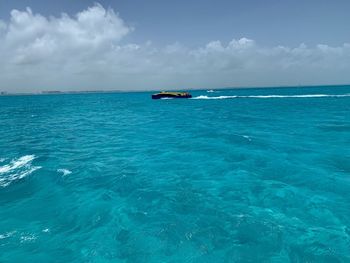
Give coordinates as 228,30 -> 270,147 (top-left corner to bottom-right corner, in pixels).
0,166 -> 41,187
242,135 -> 252,141
20,234 -> 37,243
0,155 -> 36,174
57,168 -> 72,176
0,155 -> 41,187
0,231 -> 16,240
207,89 -> 221,93
0,233 -> 10,239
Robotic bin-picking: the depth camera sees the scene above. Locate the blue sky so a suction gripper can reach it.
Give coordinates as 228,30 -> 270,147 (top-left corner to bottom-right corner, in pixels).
0,0 -> 350,91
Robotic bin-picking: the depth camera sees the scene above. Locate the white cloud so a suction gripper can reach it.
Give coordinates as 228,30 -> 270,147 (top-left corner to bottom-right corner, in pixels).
4,4 -> 130,66
0,4 -> 349,92
0,20 -> 6,33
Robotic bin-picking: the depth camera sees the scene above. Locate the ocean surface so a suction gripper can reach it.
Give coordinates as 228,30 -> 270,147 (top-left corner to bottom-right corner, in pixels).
1,86 -> 350,262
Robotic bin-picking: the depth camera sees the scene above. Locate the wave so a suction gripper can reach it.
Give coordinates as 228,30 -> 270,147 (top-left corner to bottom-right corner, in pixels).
0,231 -> 16,240
20,234 -> 37,243
0,155 -> 35,174
242,135 -> 252,141
57,168 -> 72,176
192,94 -> 350,100
0,155 -> 41,187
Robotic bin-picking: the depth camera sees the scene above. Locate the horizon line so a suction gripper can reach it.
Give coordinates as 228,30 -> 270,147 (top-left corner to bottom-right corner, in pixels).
1,83 -> 349,96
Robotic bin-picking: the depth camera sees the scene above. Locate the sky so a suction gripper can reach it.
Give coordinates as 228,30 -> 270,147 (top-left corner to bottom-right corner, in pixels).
0,0 -> 350,92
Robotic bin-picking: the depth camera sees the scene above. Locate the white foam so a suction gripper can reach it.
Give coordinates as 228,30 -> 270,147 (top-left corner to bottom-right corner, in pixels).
57,168 -> 72,176
192,93 -> 350,100
20,234 -> 37,243
242,135 -> 252,141
0,231 -> 16,240
193,95 -> 238,100
0,233 -> 10,239
244,94 -> 350,98
207,89 -> 221,93
0,155 -> 41,187
0,166 -> 41,187
0,155 -> 36,174
160,97 -> 174,100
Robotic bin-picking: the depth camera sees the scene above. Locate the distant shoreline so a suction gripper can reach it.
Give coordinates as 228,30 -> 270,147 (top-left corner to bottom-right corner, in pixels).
1,84 -> 349,96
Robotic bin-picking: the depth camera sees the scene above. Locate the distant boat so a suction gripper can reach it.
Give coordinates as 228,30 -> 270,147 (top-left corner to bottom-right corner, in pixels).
151,91 -> 192,99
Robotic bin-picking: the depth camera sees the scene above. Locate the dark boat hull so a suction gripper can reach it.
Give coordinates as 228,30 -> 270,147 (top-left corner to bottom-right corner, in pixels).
152,94 -> 192,99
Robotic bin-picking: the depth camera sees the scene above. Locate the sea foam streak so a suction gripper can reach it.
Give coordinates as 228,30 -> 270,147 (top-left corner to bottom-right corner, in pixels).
0,155 -> 41,187
192,94 -> 350,100
0,155 -> 35,174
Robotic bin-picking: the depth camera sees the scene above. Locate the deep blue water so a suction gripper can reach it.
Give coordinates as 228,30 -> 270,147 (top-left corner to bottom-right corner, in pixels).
1,86 -> 350,262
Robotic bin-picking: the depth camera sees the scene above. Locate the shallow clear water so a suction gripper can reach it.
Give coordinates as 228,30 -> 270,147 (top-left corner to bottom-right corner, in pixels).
1,86 -> 350,262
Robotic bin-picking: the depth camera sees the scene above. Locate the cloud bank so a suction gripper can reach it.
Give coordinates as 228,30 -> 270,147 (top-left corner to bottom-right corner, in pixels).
0,4 -> 350,92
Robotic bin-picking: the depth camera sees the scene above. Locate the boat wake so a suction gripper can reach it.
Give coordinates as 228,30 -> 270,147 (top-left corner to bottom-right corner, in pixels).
192,94 -> 350,100
0,155 -> 41,187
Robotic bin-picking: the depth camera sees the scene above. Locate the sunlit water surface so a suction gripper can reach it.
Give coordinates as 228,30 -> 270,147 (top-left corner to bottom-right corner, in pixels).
1,86 -> 350,262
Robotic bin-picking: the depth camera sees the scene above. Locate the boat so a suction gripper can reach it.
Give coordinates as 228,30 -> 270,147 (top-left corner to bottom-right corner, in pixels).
151,91 -> 192,99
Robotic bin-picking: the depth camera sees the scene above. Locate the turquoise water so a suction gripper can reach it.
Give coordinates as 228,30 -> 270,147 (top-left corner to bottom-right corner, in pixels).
1,86 -> 350,262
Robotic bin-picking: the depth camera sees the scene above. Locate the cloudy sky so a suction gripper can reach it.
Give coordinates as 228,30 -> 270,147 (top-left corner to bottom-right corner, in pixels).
0,0 -> 350,92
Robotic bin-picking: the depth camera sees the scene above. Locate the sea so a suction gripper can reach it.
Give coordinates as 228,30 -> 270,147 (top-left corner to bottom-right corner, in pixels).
0,85 -> 350,262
